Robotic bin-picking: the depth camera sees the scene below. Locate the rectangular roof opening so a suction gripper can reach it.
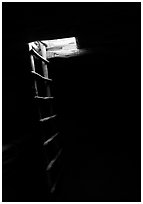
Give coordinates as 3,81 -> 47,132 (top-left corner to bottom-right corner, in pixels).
42,37 -> 79,58
29,37 -> 80,59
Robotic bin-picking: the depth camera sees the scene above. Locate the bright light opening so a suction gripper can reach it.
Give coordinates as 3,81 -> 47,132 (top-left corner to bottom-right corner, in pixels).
42,37 -> 79,58
29,37 -> 87,60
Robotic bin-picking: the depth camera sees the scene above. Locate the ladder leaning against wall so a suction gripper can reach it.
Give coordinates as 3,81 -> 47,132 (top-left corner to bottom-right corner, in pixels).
28,41 -> 63,196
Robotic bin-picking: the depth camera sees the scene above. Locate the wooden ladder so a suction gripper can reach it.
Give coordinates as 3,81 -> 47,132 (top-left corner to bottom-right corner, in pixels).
28,41 -> 63,195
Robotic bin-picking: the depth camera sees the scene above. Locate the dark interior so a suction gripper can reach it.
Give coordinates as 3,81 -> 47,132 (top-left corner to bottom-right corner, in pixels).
2,3 -> 141,202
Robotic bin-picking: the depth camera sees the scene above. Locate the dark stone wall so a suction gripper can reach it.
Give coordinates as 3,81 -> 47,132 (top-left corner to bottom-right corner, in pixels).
3,26 -> 47,202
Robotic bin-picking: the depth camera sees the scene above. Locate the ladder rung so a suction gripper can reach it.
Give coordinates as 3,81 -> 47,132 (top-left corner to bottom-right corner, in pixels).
35,96 -> 54,100
30,47 -> 50,64
46,149 -> 62,171
44,132 -> 59,146
40,114 -> 56,122
31,71 -> 52,82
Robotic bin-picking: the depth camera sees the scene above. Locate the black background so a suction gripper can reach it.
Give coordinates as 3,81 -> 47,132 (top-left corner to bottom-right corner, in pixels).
2,2 -> 141,202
